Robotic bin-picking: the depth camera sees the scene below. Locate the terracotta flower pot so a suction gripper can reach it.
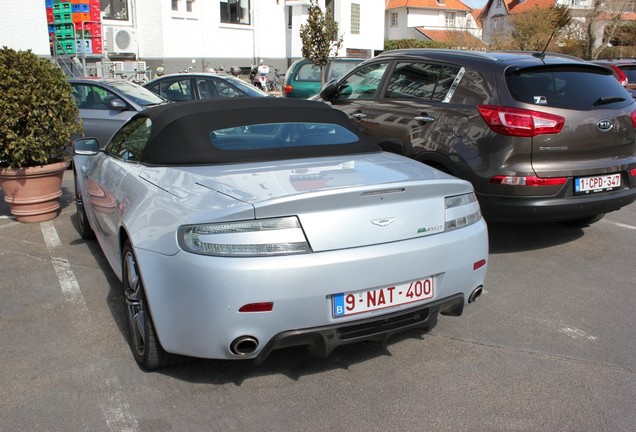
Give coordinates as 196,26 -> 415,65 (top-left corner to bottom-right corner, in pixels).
0,161 -> 69,223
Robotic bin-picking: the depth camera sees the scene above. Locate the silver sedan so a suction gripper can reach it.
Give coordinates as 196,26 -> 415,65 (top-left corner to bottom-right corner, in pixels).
73,98 -> 488,370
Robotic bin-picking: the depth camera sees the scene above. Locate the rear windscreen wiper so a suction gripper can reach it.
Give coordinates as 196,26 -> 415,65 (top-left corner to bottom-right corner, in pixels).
593,96 -> 626,106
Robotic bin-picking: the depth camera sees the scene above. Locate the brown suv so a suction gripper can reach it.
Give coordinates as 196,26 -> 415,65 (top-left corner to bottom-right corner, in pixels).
319,49 -> 636,226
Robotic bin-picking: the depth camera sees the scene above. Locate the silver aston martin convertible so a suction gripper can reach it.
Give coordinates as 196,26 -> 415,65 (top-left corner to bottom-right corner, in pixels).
73,97 -> 488,370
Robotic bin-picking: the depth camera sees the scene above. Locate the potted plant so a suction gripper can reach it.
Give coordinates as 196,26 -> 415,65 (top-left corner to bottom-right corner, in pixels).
0,47 -> 82,222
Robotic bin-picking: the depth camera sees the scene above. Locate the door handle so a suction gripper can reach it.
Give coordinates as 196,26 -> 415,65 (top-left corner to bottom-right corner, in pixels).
414,114 -> 435,124
351,112 -> 367,120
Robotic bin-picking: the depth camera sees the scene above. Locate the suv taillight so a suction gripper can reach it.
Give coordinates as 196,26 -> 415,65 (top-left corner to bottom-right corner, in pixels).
478,105 -> 565,138
611,65 -> 629,87
631,109 -> 636,128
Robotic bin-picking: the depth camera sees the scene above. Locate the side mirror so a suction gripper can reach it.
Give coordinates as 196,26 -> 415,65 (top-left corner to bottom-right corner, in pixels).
74,138 -> 99,156
110,98 -> 127,111
319,79 -> 339,101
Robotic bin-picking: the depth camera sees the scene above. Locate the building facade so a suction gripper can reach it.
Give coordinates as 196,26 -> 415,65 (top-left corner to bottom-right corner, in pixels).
0,0 -> 385,75
385,0 -> 483,48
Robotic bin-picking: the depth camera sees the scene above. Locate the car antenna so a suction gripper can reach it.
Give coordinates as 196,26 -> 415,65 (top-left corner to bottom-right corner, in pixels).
533,28 -> 557,61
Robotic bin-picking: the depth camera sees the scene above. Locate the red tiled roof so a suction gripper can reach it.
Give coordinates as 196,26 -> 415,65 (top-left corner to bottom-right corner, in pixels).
417,28 -> 488,46
506,0 -> 556,14
386,0 -> 472,12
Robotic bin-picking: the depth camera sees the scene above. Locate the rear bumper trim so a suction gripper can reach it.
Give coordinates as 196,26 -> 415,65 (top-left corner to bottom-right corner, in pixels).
253,294 -> 464,364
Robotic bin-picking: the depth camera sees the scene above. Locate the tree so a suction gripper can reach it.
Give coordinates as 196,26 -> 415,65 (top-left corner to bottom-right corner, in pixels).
299,0 -> 343,86
510,5 -> 571,51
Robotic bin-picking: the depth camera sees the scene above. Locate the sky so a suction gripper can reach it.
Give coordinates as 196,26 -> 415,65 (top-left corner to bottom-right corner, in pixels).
462,0 -> 488,9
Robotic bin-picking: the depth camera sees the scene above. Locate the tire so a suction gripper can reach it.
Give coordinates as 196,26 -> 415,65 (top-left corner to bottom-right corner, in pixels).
122,240 -> 177,370
561,213 -> 605,228
74,173 -> 95,240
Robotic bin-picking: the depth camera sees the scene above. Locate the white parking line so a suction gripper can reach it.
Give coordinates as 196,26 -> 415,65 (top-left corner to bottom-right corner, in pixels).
602,219 -> 636,230
41,221 -> 139,432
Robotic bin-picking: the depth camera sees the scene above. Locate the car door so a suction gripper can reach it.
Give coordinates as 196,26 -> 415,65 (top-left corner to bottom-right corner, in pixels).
328,61 -> 390,133
71,83 -> 137,148
362,61 -> 470,160
85,117 -> 150,264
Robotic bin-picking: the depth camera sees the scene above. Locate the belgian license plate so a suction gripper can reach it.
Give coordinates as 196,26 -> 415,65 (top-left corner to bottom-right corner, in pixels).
332,277 -> 434,318
574,173 -> 621,194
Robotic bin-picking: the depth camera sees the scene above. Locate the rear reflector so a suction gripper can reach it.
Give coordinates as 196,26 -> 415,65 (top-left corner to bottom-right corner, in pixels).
239,302 -> 274,313
473,259 -> 487,271
478,105 -> 564,137
490,175 -> 567,186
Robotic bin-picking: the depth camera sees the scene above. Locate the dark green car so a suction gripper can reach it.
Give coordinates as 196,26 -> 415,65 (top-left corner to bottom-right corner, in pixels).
282,58 -> 363,99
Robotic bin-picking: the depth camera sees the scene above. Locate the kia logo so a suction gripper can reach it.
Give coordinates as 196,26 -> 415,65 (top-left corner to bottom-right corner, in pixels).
597,119 -> 613,131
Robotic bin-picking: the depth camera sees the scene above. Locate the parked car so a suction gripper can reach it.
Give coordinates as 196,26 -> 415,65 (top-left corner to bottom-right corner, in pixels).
143,72 -> 269,102
69,78 -> 167,149
591,59 -> 636,99
318,49 -> 636,226
73,97 -> 488,370
283,58 -> 364,99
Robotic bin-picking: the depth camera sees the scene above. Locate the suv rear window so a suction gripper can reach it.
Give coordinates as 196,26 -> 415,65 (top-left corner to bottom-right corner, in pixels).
506,65 -> 630,110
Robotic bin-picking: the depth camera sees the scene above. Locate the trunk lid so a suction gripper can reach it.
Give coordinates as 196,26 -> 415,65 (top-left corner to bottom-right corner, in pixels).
190,153 -> 472,252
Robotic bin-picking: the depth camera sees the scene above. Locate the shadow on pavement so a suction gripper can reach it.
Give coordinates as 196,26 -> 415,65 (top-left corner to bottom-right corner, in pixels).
487,221 -> 584,254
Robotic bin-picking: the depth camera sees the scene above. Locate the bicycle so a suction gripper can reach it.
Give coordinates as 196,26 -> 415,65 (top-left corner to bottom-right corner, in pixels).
270,68 -> 284,93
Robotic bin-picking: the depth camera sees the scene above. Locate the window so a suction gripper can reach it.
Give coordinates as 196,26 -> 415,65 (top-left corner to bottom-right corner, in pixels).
220,0 -> 250,25
171,0 -> 179,11
101,0 -> 129,21
210,122 -> 359,151
106,118 -> 152,163
351,3 -> 360,35
385,62 -> 461,102
391,12 -> 398,27
445,12 -> 456,28
71,84 -> 114,110
157,78 -> 192,102
335,62 -> 388,101
186,0 -> 194,13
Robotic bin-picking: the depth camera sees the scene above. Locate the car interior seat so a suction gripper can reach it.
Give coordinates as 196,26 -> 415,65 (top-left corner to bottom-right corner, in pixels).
84,90 -> 103,108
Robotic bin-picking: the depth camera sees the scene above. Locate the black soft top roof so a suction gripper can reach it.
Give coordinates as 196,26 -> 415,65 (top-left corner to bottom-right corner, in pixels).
134,98 -> 380,165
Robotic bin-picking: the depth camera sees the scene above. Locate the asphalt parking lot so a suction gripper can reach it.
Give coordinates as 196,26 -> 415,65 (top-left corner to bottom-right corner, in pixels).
1,169 -> 635,432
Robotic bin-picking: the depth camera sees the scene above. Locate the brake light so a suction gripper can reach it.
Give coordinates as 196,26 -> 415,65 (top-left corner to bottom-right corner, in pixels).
491,175 -> 567,186
478,105 -> 565,137
611,65 -> 629,87
631,109 -> 636,128
283,84 -> 293,94
629,168 -> 636,177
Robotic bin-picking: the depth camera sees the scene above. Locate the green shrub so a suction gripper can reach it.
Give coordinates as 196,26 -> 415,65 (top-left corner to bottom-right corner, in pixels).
384,39 -> 447,51
0,47 -> 82,168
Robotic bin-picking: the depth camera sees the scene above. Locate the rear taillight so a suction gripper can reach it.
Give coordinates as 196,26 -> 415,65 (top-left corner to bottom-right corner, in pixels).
629,168 -> 636,177
283,84 -> 293,94
611,65 -> 629,87
478,105 -> 565,137
491,175 -> 567,186
630,109 -> 636,128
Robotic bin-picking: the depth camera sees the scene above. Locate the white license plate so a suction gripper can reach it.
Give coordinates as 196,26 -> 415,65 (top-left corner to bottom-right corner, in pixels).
574,173 -> 621,194
332,277 -> 434,318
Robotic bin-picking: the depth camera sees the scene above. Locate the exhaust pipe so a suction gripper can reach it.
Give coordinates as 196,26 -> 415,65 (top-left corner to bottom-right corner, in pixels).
468,286 -> 483,303
230,336 -> 259,356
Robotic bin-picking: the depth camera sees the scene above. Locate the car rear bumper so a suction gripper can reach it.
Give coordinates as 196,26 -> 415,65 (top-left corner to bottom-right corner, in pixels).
253,294 -> 464,364
133,220 -> 488,361
478,184 -> 636,223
